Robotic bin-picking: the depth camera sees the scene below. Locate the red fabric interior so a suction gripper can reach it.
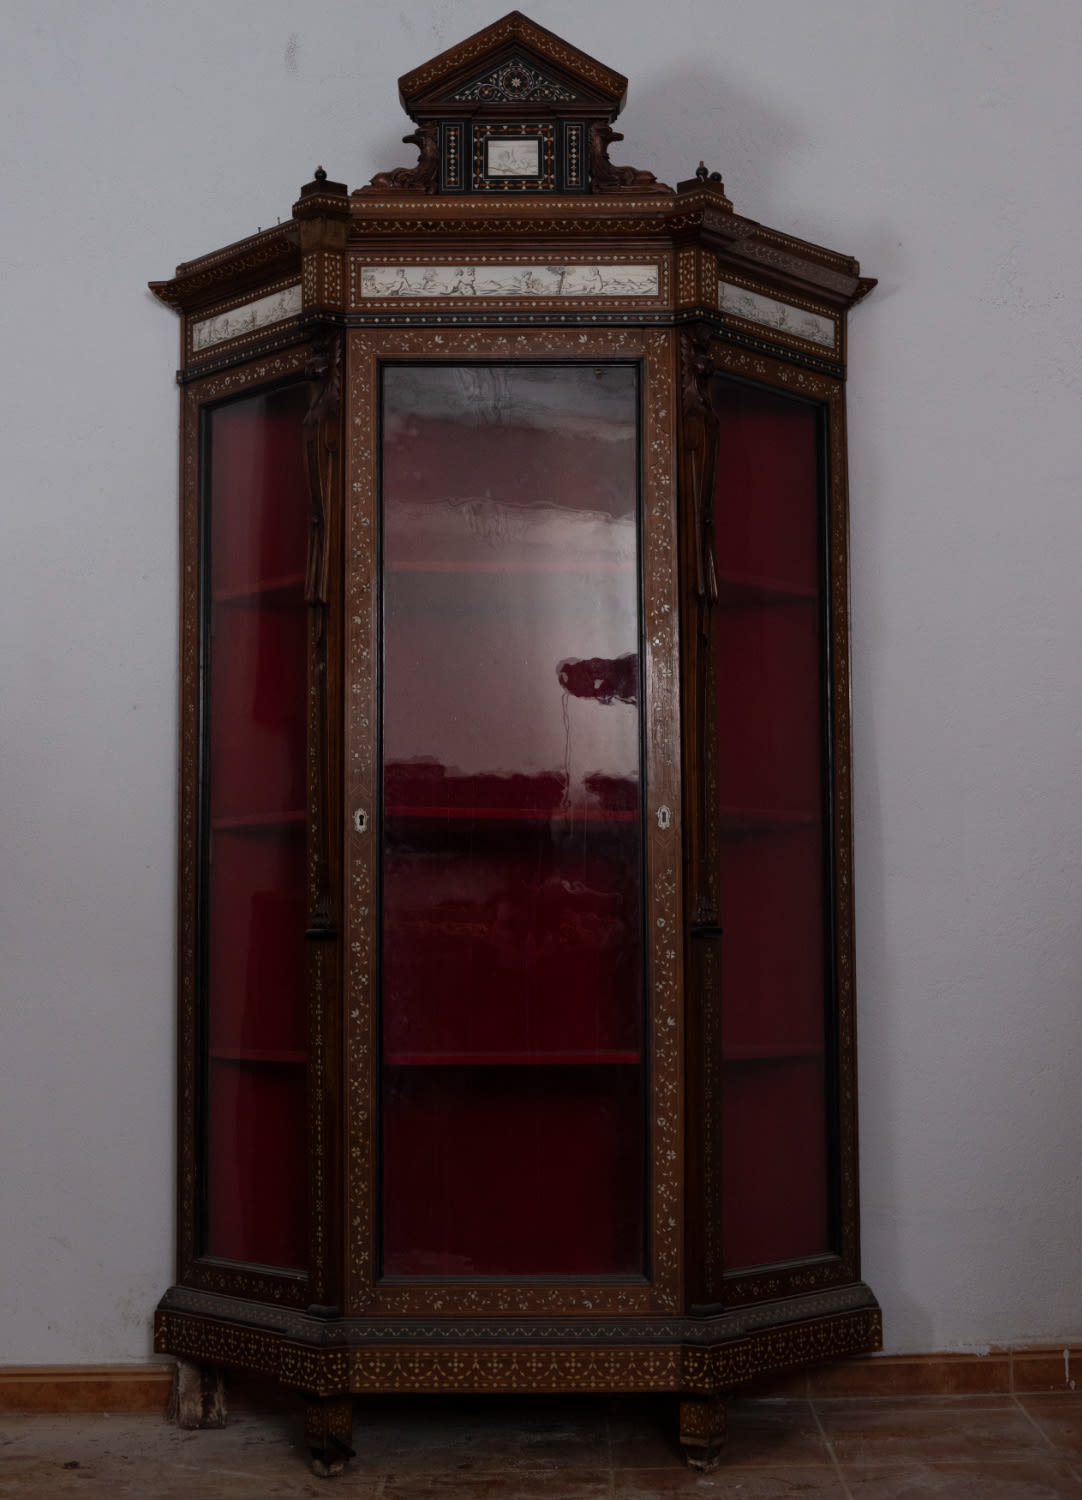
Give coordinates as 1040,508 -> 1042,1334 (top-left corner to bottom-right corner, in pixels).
380,365 -> 645,1280
710,383 -> 819,593
209,594 -> 307,820
205,1059 -> 307,1269
382,1065 -> 643,1276
207,831 -> 307,1056
210,386 -> 310,597
202,383 -> 309,1271
711,377 -> 830,1269
715,603 -> 822,813
720,1058 -> 829,1268
718,826 -> 824,1059
383,817 -> 641,1060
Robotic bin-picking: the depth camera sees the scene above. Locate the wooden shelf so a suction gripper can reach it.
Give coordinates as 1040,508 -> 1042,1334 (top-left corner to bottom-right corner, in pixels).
716,572 -> 816,607
211,810 -> 305,834
212,572 -> 306,606
722,1046 -> 824,1064
384,1050 -> 641,1067
385,804 -> 637,826
385,559 -> 632,576
719,807 -> 818,837
209,1048 -> 307,1065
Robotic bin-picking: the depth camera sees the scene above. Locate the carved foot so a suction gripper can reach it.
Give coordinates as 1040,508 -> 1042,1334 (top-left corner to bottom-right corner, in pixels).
679,1395 -> 726,1472
305,1396 -> 355,1477
168,1359 -> 226,1429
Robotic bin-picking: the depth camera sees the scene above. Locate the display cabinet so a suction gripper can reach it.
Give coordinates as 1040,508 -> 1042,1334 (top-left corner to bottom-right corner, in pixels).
151,12 -> 880,1474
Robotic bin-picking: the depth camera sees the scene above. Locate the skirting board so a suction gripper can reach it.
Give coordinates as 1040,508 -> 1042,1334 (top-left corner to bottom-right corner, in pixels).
1,1348 -> 1079,1412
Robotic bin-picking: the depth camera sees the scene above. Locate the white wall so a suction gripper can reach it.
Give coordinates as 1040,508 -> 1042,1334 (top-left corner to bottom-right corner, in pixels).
1,0 -> 1079,1362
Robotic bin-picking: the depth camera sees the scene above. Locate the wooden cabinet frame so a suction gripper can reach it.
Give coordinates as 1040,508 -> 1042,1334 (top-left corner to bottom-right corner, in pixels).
152,13 -> 880,1474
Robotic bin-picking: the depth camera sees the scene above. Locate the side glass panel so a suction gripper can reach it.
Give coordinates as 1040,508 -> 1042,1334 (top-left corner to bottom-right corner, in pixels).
710,376 -> 832,1269
201,382 -> 310,1269
380,363 -> 645,1277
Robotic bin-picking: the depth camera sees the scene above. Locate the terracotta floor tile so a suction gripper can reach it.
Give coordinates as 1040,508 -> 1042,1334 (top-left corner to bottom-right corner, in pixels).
355,1394 -> 609,1473
1016,1394 -> 1082,1457
614,1465 -> 848,1495
381,1469 -> 613,1498
609,1396 -> 832,1470
815,1395 -> 1050,1466
719,1399 -> 835,1469
842,1458 -> 1082,1498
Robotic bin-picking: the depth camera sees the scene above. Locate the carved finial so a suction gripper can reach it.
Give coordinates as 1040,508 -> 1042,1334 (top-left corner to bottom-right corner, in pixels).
696,161 -> 708,180
314,165 -> 327,182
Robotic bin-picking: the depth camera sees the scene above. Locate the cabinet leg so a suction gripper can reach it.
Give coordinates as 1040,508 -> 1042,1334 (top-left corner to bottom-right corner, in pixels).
305,1396 -> 355,1478
679,1394 -> 726,1472
168,1359 -> 226,1429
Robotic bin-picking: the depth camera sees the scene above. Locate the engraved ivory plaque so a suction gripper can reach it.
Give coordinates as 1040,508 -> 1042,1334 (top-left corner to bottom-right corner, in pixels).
192,285 -> 303,351
360,264 -> 660,298
718,281 -> 835,349
486,138 -> 541,176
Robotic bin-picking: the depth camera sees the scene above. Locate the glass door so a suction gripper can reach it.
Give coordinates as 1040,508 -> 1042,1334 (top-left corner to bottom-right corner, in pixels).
379,362 -> 646,1277
199,381 -> 311,1271
709,375 -> 834,1273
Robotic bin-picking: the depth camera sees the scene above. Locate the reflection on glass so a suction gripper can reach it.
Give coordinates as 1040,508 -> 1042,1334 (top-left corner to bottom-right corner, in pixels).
202,383 -> 309,1271
380,363 -> 645,1277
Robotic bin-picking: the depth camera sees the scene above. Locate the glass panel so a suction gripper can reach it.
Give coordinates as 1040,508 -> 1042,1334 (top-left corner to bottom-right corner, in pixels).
380,363 -> 644,1278
710,377 -> 831,1269
202,383 -> 310,1270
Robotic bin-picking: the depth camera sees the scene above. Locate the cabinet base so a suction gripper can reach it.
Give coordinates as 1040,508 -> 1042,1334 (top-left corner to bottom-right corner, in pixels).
155,1281 -> 881,1398
305,1395 -> 355,1476
679,1394 -> 727,1471
168,1359 -> 226,1430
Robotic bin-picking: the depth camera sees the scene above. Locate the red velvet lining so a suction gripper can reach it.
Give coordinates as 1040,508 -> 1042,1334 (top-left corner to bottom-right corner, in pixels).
382,1065 -> 643,1276
711,377 -> 830,1269
202,383 -> 310,1271
205,1059 -> 307,1269
379,365 -> 645,1280
720,1058 -> 829,1268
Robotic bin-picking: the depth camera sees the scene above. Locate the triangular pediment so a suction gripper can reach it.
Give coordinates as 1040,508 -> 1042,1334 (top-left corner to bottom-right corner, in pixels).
435,53 -> 584,106
399,12 -> 627,116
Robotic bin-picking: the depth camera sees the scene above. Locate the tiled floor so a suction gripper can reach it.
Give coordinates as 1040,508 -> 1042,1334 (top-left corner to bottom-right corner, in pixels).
2,1392 -> 1082,1497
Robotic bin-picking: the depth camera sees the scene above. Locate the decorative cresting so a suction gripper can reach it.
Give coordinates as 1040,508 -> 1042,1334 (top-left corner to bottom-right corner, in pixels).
356,10 -> 669,197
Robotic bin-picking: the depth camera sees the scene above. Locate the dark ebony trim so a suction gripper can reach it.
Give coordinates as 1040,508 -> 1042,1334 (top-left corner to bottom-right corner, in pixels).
159,1278 -> 879,1345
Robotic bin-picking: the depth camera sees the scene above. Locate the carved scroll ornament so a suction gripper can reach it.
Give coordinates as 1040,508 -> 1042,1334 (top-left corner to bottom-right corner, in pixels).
589,123 -> 670,195
356,123 -> 440,196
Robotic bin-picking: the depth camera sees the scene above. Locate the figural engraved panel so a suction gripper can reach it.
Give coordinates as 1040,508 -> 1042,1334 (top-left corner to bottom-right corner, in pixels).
191,284 -> 303,352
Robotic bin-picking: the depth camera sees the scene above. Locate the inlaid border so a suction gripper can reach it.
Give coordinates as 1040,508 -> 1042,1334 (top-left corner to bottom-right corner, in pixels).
153,1306 -> 880,1396
344,326 -> 682,1317
473,122 -> 556,192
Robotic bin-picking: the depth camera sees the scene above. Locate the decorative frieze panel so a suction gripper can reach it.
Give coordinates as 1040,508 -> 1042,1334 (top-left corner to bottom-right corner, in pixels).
718,279 -> 836,350
191,284 -> 302,353
356,261 -> 660,300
